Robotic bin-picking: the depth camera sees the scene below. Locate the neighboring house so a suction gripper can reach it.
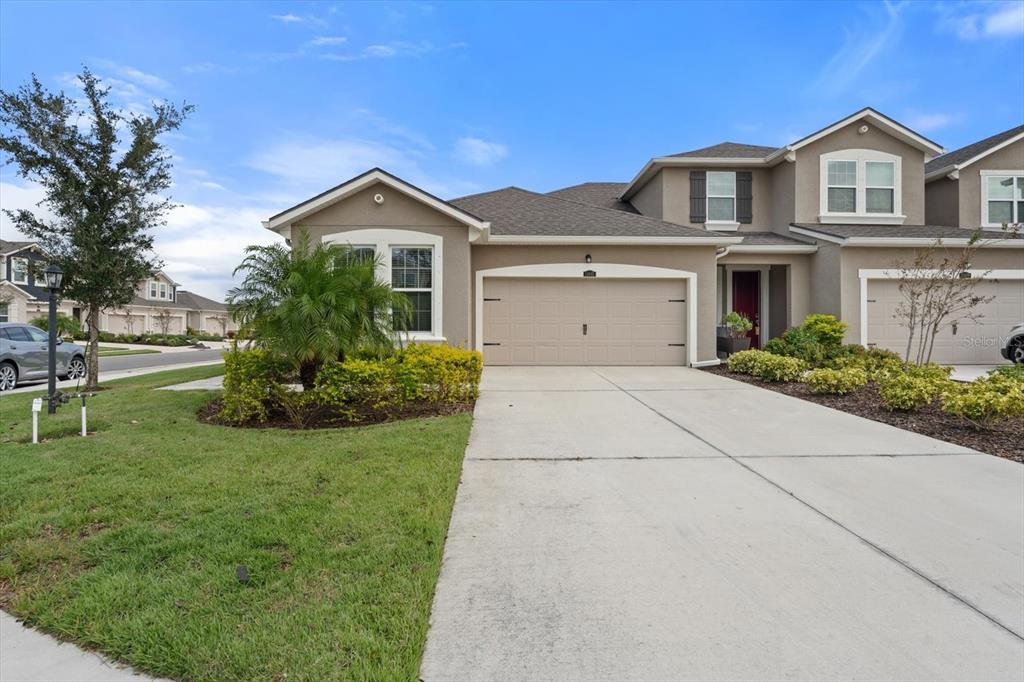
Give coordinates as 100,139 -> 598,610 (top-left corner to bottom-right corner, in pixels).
0,243 -> 236,335
263,108 -> 1024,367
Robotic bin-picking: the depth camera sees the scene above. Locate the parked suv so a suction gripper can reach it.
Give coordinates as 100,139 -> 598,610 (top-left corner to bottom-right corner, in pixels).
0,323 -> 87,391
1003,323 -> 1024,365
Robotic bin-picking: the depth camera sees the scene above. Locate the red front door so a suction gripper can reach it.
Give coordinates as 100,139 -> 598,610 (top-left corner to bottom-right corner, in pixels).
732,270 -> 761,348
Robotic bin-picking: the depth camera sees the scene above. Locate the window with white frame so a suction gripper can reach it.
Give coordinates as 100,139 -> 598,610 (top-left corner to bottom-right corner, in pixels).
820,149 -> 902,221
0,302 -> 9,323
706,171 -> 736,222
159,283 -> 167,299
982,172 -> 1024,227
826,160 -> 857,212
391,247 -> 432,333
149,281 -> 158,299
11,257 -> 29,285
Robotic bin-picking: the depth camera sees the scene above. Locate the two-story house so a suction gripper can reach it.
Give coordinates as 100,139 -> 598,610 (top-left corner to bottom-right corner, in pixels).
0,241 -> 237,336
262,108 -> 1023,367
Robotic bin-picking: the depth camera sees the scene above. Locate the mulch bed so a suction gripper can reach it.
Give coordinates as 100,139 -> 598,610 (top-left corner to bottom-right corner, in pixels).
703,365 -> 1023,463
198,398 -> 474,430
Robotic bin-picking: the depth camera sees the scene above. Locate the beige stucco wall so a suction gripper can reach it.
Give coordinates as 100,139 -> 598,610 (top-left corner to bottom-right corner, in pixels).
838,246 -> 1024,344
292,182 -> 474,346
0,286 -> 32,323
470,245 -> 721,363
925,176 -> 960,226
808,244 -> 843,317
717,252 -> 811,327
630,170 -> 664,219
770,160 -> 796,232
793,118 -> 927,225
956,139 -> 1024,229
658,166 -> 775,232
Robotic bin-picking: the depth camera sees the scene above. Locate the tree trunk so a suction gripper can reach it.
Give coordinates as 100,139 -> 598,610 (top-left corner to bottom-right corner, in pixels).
298,359 -> 319,391
86,306 -> 101,390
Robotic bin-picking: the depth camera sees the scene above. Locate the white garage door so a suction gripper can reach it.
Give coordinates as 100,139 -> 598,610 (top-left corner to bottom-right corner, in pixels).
482,278 -> 687,365
867,278 -> 1024,364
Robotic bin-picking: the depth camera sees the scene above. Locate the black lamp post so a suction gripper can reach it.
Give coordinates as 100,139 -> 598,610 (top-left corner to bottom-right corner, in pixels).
44,263 -> 64,414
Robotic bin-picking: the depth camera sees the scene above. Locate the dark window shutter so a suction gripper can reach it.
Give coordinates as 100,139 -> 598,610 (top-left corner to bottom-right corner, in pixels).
689,170 -> 706,223
736,171 -> 753,224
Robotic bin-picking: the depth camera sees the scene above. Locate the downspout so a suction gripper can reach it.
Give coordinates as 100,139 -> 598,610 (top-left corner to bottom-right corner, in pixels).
716,246 -> 731,260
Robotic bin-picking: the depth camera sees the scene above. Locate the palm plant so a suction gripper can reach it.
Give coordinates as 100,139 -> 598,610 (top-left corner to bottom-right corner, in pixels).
227,235 -> 411,389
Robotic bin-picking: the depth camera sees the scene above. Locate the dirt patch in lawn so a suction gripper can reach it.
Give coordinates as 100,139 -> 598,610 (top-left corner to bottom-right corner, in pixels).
198,398 -> 474,430
703,365 -> 1023,463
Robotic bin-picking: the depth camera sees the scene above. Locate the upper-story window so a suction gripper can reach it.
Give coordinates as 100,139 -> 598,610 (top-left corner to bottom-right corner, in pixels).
149,281 -> 158,298
981,172 -> 1024,227
820,149 -> 903,224
11,257 -> 29,285
706,171 -> 736,223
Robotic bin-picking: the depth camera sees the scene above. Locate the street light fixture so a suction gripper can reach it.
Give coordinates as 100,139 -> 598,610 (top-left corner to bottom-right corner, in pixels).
44,263 -> 64,414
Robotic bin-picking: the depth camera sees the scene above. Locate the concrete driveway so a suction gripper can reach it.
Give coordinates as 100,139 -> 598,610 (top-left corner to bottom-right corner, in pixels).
421,366 -> 1024,681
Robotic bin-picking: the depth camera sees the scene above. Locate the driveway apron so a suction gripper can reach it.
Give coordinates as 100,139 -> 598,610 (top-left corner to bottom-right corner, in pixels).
421,366 -> 1023,681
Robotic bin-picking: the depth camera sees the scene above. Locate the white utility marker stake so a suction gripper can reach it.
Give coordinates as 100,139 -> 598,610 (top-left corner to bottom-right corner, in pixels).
81,396 -> 87,436
31,398 -> 42,444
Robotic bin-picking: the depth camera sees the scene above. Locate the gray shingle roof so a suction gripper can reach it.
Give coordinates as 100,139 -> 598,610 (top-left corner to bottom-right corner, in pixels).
0,239 -> 39,255
545,182 -> 638,213
925,124 -> 1024,174
667,142 -> 779,159
790,223 -> 1024,241
175,290 -> 228,311
715,231 -> 816,246
450,187 -> 723,239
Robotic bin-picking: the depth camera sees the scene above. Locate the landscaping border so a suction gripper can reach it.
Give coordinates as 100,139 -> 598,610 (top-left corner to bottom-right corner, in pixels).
703,365 -> 1023,462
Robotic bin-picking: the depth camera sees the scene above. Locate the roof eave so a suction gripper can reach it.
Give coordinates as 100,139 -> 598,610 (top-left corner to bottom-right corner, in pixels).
925,130 -> 1024,182
482,234 -> 743,246
620,156 -> 772,201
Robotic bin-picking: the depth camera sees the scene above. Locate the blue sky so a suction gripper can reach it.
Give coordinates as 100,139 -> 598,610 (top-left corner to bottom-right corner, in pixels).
1,0 -> 1022,298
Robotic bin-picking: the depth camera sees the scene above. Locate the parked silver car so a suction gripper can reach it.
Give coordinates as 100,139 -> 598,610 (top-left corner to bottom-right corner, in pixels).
0,323 -> 88,391
1002,323 -> 1024,365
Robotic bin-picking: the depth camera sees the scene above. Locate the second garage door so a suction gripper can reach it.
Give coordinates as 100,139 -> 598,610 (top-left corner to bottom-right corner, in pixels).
482,278 -> 687,365
866,277 -> 1024,364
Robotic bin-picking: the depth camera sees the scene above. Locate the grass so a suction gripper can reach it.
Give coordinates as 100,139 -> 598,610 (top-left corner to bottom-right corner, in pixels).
0,365 -> 472,681
96,345 -> 161,357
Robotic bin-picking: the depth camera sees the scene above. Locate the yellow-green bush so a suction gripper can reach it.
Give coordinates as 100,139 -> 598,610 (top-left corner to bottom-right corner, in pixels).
750,353 -> 806,382
726,349 -> 765,374
878,373 -> 947,411
315,358 -> 401,410
397,344 -> 484,403
942,377 -> 1024,425
219,348 -> 289,423
805,367 -> 868,395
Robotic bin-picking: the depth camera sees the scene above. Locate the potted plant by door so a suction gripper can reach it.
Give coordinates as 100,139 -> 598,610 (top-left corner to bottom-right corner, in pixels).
717,311 -> 753,355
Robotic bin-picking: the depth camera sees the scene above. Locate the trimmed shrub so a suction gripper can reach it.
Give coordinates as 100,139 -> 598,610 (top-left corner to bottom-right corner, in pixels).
878,373 -> 946,412
396,344 -> 484,403
987,364 -> 1024,385
805,366 -> 868,395
315,358 -> 401,411
801,314 -> 848,348
30,312 -> 81,338
750,353 -> 806,382
942,378 -> 1024,425
726,349 -> 765,374
219,348 -> 288,423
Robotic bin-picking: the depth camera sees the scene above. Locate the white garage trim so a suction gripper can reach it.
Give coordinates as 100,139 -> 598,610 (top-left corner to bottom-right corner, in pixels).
857,268 -> 1024,346
475,263 -> 698,366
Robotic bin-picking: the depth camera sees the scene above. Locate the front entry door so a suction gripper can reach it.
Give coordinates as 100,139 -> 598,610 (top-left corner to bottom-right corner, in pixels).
732,270 -> 761,348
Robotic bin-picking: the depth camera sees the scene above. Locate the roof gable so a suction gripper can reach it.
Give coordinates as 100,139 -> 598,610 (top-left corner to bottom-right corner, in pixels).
263,168 -> 488,236
925,124 -> 1024,180
773,108 -> 944,158
668,142 -> 778,159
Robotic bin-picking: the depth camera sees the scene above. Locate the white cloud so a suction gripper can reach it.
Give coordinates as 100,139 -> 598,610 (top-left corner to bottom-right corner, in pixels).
309,36 -> 347,46
271,13 -> 303,23
453,137 -> 508,167
903,110 -> 964,132
247,137 -> 421,187
319,40 -> 445,62
95,60 -> 171,91
936,1 -> 1024,40
811,1 -> 903,97
199,181 -> 226,190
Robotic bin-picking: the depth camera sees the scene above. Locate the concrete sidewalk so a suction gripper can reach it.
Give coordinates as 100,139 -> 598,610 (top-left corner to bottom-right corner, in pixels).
1,612 -> 162,681
421,366 -> 1023,681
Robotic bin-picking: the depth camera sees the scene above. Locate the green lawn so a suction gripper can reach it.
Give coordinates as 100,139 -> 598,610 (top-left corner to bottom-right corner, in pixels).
0,365 -> 471,681
95,345 -> 161,357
